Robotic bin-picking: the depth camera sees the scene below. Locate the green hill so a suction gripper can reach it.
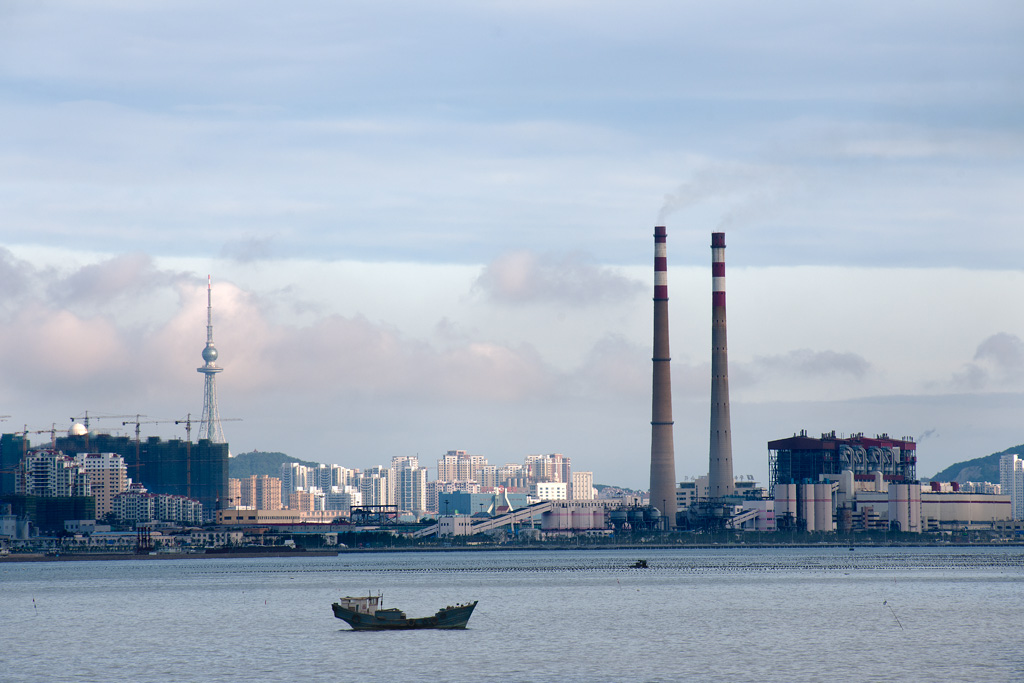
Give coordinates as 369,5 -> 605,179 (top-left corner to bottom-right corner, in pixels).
228,451 -> 321,479
929,444 -> 1023,484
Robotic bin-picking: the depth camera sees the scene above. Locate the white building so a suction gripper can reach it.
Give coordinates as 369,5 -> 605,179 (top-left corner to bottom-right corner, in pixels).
357,466 -> 394,506
18,450 -> 90,498
571,471 -> 595,500
437,450 -> 488,483
325,485 -> 362,511
74,452 -> 128,518
113,489 -> 203,525
531,481 -> 568,501
438,514 -> 474,536
999,454 -> 1023,520
395,465 -> 428,514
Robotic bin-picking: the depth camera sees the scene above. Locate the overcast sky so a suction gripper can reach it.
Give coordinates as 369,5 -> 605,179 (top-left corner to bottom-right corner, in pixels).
1,1 -> 1022,488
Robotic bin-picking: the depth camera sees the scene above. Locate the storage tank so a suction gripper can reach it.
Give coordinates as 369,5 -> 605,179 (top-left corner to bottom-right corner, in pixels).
888,484 -> 910,531
840,469 -> 855,497
557,506 -> 571,530
644,507 -> 661,525
541,511 -> 557,530
800,483 -> 816,531
609,509 -> 627,528
909,484 -> 922,533
814,483 -> 834,532
572,508 -> 588,530
774,483 -> 797,526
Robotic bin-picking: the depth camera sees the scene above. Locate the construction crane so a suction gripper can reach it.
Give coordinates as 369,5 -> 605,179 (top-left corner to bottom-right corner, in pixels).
70,412 -> 146,449
71,411 -> 146,430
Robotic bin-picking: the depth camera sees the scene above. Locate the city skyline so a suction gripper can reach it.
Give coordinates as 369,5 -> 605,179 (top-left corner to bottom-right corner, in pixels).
1,3 -> 1023,488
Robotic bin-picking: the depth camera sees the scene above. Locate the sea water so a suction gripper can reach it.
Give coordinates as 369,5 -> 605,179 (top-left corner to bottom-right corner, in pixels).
1,546 -> 1023,683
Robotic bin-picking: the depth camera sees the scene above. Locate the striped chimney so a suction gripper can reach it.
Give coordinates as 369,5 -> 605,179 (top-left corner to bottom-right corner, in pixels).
650,226 -> 677,528
708,232 -> 735,498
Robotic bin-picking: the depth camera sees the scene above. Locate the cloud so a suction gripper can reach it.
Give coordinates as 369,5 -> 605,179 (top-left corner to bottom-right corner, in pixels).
220,236 -> 278,264
951,333 -> 1024,391
473,250 -> 643,306
974,332 -> 1024,374
746,349 -> 871,380
0,248 -> 40,307
569,334 -> 648,398
47,253 -> 181,307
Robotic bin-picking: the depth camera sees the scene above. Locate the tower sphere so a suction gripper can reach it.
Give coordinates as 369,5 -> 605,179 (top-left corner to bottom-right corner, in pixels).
202,344 -> 219,363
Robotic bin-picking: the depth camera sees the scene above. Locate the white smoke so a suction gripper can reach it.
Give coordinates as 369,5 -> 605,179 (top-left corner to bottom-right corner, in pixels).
657,161 -> 792,228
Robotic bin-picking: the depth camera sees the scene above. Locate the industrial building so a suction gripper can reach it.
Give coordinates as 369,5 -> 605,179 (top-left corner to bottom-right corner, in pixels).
772,464 -> 1011,533
769,431 -> 917,488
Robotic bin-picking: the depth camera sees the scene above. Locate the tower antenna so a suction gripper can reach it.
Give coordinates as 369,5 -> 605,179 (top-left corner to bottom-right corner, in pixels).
197,275 -> 226,443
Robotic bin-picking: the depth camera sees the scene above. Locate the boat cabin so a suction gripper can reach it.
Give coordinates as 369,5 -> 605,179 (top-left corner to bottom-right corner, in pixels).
336,595 -> 381,614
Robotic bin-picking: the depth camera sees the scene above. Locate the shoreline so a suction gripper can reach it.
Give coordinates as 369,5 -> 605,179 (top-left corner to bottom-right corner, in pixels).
4,540 -> 1023,563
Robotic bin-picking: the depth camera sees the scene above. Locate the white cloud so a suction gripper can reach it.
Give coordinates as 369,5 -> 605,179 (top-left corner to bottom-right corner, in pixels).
474,250 -> 643,306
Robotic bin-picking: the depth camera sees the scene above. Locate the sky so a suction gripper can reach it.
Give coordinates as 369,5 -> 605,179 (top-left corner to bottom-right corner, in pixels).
1,1 -> 1022,488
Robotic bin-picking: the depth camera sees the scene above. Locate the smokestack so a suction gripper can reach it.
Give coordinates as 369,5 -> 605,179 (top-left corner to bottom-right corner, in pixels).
708,232 -> 735,498
650,226 -> 678,528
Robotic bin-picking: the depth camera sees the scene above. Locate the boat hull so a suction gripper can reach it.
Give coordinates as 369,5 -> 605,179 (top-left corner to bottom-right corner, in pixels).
332,601 -> 477,631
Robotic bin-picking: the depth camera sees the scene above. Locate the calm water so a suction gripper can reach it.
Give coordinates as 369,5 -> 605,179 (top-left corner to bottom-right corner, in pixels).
2,546 -> 1023,683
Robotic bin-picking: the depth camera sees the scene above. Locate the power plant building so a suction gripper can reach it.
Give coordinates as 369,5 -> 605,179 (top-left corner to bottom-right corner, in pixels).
769,431 -> 917,488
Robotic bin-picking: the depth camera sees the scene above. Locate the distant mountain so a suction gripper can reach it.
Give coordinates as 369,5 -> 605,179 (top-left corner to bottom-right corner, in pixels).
929,443 -> 1024,484
228,451 -> 321,479
594,484 -> 642,495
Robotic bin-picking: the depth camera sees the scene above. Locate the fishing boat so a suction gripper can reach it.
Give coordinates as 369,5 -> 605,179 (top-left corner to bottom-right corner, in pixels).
332,594 -> 478,631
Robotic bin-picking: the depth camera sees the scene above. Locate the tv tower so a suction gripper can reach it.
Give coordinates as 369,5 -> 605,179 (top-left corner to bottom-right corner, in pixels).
197,275 -> 226,443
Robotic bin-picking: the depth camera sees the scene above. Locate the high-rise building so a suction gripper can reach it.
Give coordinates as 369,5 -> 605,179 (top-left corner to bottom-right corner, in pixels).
999,453 -> 1024,520
238,475 -> 282,510
227,477 -> 241,507
357,466 -> 393,506
18,450 -> 90,498
395,464 -> 428,514
526,454 -> 571,484
571,471 -> 594,500
0,433 -> 28,495
74,452 -> 128,518
437,450 -> 487,483
197,276 -> 226,444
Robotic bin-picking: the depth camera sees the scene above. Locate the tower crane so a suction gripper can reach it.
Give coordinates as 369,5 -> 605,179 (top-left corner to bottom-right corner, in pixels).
70,412 -> 147,449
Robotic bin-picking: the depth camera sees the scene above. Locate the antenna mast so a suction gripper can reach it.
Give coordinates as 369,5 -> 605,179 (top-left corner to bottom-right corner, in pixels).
197,276 -> 226,443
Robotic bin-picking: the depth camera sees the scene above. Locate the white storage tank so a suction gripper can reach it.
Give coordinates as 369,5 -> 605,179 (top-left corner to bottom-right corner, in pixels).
774,484 -> 797,523
572,508 -> 588,530
800,483 -> 816,532
814,483 -> 834,532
